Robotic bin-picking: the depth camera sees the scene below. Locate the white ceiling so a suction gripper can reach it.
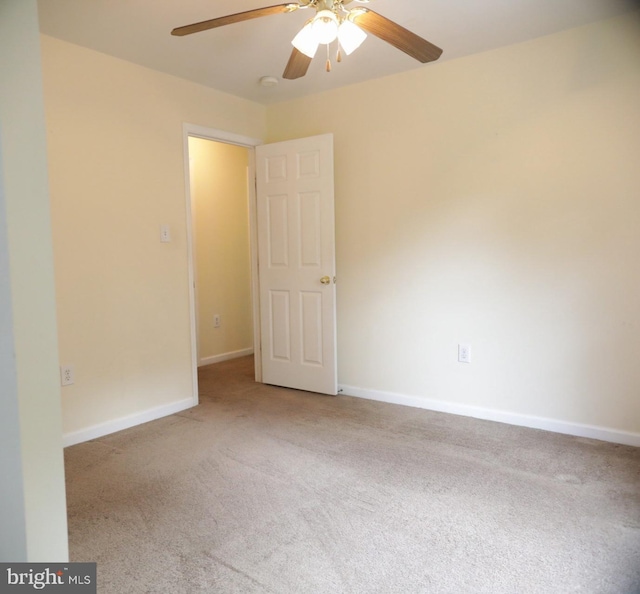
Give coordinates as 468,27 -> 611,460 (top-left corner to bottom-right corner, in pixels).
37,0 -> 637,105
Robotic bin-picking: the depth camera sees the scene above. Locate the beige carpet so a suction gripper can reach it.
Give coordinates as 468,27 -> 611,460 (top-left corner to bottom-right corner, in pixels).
65,356 -> 640,593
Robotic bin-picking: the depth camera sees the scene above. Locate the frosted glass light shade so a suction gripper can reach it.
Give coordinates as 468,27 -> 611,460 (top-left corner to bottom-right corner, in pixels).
292,22 -> 319,58
338,20 -> 367,55
311,9 -> 339,44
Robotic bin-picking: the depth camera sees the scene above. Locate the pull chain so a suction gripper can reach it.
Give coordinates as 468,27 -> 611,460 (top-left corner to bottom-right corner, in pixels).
326,43 -> 331,72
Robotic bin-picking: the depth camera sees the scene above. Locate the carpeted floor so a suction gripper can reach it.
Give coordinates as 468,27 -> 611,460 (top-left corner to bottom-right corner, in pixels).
64,356 -> 640,593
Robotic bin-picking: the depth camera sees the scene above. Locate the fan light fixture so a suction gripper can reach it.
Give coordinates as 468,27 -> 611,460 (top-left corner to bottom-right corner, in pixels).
312,9 -> 338,44
291,21 -> 319,57
292,8 -> 366,59
337,18 -> 367,55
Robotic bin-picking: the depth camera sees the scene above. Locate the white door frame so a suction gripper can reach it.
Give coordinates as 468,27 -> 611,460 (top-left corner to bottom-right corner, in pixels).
182,123 -> 264,401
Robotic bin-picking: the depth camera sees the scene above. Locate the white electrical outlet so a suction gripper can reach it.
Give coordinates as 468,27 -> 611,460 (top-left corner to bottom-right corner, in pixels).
160,224 -> 171,243
458,344 -> 471,363
214,314 -> 221,328
61,365 -> 75,386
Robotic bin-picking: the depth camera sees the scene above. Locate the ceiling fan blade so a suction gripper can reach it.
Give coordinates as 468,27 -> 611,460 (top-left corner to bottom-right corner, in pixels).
171,4 -> 299,36
351,9 -> 443,63
283,48 -> 313,79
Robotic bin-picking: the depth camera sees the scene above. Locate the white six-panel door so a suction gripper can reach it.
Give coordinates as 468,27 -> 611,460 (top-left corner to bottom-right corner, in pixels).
256,134 -> 337,395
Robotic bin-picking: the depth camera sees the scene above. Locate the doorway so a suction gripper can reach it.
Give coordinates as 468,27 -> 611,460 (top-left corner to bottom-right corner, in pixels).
183,125 -> 262,399
189,136 -> 252,365
184,127 -> 337,400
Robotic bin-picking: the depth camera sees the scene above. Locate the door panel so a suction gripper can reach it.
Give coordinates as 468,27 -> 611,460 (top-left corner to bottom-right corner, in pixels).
256,134 -> 337,395
299,192 -> 321,266
300,290 -> 323,366
269,290 -> 291,361
267,194 -> 289,266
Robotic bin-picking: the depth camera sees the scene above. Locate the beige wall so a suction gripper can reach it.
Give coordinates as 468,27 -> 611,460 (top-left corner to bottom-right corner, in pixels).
41,36 -> 266,441
189,138 -> 253,364
40,11 -> 640,446
267,13 -> 640,435
0,0 -> 68,561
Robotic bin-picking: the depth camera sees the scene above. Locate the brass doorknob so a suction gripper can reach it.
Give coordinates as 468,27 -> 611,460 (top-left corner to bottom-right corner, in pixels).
320,276 -> 331,285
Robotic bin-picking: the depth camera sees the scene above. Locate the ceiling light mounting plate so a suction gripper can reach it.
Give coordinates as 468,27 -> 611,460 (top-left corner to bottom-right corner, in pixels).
260,75 -> 279,87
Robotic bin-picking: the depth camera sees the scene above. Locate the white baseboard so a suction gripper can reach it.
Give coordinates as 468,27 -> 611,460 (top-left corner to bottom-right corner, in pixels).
338,385 -> 640,448
63,397 -> 196,448
199,347 -> 253,367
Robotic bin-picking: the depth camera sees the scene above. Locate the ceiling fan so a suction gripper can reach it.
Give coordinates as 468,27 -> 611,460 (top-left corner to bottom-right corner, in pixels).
171,0 -> 443,80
